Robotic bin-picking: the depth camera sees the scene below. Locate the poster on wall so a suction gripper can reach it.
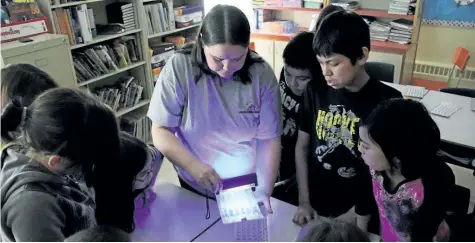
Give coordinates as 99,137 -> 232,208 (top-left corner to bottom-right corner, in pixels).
422,0 -> 475,28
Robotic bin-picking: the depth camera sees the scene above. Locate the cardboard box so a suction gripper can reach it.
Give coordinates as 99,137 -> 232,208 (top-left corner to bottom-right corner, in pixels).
1,16 -> 48,43
175,11 -> 202,28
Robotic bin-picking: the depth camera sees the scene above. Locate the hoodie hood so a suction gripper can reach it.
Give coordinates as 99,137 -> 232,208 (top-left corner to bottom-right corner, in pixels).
1,143 -> 66,207
1,143 -> 96,241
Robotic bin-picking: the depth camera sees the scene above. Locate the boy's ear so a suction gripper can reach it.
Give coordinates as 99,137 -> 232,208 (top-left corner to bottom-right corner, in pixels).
357,47 -> 370,66
47,155 -> 62,170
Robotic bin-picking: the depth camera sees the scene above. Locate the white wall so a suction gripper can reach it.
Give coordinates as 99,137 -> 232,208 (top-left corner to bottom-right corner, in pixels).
203,0 -> 254,29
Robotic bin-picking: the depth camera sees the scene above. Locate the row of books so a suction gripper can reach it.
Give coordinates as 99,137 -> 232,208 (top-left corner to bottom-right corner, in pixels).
120,111 -> 152,143
72,37 -> 141,83
106,2 -> 136,32
50,0 -> 86,5
388,0 -> 416,15
365,18 -> 413,44
144,0 -> 175,35
51,5 -> 96,46
93,76 -> 144,112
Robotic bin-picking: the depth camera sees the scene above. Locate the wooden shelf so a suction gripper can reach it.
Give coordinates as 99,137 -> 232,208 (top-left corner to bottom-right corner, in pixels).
115,99 -> 151,117
251,30 -> 296,41
51,0 -> 104,8
77,61 -> 146,87
148,24 -> 200,39
251,31 -> 412,54
71,29 -> 142,50
252,6 -> 414,20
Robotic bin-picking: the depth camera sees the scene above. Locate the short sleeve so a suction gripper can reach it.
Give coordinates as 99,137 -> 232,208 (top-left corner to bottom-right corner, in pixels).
256,63 -> 282,140
147,54 -> 187,127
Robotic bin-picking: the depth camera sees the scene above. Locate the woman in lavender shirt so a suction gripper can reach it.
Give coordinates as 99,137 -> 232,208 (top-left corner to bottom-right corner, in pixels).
148,5 -> 282,213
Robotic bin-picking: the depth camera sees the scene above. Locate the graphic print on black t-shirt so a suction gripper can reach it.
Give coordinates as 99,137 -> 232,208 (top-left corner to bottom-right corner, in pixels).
279,80 -> 302,181
300,78 -> 403,216
280,81 -> 300,138
315,104 -> 361,178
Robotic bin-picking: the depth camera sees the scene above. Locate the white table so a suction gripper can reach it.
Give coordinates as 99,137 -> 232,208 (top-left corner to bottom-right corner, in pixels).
421,90 -> 475,150
193,198 -> 381,242
382,82 -> 406,94
193,197 -> 302,242
130,180 -> 221,242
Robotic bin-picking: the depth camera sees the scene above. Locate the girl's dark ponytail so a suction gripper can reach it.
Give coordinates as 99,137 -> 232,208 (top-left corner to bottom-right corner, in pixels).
8,88 -> 136,233
1,99 -> 26,142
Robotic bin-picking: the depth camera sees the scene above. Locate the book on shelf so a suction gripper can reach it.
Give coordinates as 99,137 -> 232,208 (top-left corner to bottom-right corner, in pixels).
93,76 -> 144,112
144,0 -> 175,35
106,2 -> 136,31
149,42 -> 175,81
120,110 -> 152,142
72,36 -> 141,83
52,5 -> 96,45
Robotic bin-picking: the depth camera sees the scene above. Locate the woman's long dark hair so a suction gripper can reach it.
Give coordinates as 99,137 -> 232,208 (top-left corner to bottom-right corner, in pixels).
1,88 -> 136,233
178,4 -> 263,84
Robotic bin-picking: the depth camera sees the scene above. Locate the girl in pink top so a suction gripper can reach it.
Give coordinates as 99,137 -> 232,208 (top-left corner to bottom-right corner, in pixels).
358,99 -> 454,241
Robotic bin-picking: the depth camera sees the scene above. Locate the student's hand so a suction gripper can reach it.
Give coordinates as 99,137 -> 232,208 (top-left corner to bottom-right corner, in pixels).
188,161 -> 222,193
255,190 -> 273,215
293,202 -> 317,226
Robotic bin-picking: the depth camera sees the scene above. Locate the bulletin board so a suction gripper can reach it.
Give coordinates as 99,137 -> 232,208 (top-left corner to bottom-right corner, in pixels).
422,0 -> 475,28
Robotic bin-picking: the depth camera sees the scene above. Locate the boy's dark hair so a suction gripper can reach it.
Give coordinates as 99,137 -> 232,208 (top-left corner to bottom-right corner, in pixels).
178,4 -> 263,84
361,98 -> 440,180
0,88 -> 136,233
296,218 -> 370,242
283,31 -> 322,84
1,63 -> 58,107
312,5 -> 345,32
64,226 -> 131,242
313,11 -> 370,64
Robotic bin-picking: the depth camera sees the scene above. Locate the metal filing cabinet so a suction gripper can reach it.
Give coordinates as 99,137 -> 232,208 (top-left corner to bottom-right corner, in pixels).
1,33 -> 77,89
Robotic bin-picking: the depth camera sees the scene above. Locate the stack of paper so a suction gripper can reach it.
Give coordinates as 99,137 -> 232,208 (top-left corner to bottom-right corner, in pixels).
389,18 -> 413,44
331,1 -> 360,11
388,0 -> 416,15
369,21 -> 391,41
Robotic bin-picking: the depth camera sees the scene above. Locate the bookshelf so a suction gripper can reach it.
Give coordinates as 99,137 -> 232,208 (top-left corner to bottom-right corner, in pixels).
251,0 -> 424,84
36,0 -> 204,141
147,23 -> 200,39
252,6 -> 415,20
70,28 -> 142,50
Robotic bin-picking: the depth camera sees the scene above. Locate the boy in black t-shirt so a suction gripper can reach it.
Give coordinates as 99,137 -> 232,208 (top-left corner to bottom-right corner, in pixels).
273,32 -> 325,206
292,11 -> 402,231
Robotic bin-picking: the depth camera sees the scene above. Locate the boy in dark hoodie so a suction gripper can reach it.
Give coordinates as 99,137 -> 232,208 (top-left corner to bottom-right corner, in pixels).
0,88 -> 140,241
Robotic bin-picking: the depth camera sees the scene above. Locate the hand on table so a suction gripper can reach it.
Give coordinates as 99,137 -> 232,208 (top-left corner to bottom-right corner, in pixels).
188,162 -> 222,193
255,190 -> 273,215
293,202 -> 317,226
